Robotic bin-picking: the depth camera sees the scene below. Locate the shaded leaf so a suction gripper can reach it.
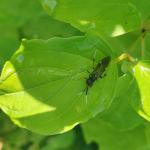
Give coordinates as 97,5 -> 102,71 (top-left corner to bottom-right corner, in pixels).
129,0 -> 150,20
0,26 -> 19,71
82,115 -> 150,150
0,0 -> 42,28
21,15 -> 83,40
40,0 -> 141,37
100,74 -> 144,131
0,0 -> 83,70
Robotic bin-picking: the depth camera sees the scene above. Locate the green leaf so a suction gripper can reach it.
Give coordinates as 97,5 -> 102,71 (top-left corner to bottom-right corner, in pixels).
21,15 -> 83,39
0,26 -> 19,70
143,34 -> 150,59
130,61 -> 150,121
0,36 -> 117,135
105,30 -> 150,60
0,0 -> 43,28
0,0 -> 42,70
3,129 -> 29,150
41,131 -> 75,150
129,0 -> 150,20
40,0 -> 141,37
105,30 -> 141,57
0,111 -> 16,135
100,74 -> 144,131
145,123 -> 150,146
0,0 -> 83,71
82,115 -> 150,150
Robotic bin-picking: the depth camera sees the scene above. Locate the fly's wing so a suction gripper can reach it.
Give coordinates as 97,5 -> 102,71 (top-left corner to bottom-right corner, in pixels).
101,56 -> 111,68
90,62 -> 103,79
94,56 -> 111,79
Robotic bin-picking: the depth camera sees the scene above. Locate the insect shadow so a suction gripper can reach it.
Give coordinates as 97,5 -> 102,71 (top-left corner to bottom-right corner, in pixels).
84,56 -> 111,95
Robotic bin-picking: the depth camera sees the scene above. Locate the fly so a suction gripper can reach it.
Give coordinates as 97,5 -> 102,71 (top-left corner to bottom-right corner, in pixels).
85,56 -> 111,95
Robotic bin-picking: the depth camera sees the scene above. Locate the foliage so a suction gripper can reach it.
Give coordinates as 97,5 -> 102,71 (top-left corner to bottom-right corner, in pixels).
0,0 -> 150,150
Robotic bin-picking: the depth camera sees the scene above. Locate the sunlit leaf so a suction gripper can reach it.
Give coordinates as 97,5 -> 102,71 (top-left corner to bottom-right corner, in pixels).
0,36 -> 117,135
131,61 -> 150,121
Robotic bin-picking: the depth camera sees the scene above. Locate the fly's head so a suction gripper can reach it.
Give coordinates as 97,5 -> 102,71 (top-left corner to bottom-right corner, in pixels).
86,77 -> 94,87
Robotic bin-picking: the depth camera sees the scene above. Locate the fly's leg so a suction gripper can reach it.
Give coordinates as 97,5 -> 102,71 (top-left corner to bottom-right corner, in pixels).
92,58 -> 95,69
87,70 -> 90,74
85,86 -> 89,95
93,48 -> 97,68
82,86 -> 88,95
91,48 -> 98,69
99,75 -> 102,78
93,48 -> 97,60
102,73 -> 106,78
103,73 -> 106,77
99,73 -> 106,79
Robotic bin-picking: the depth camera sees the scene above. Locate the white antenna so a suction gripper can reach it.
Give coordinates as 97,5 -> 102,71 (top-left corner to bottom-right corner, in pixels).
85,94 -> 88,104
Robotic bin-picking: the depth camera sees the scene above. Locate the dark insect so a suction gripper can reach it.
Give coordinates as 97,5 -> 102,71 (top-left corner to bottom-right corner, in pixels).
141,27 -> 146,38
85,56 -> 111,95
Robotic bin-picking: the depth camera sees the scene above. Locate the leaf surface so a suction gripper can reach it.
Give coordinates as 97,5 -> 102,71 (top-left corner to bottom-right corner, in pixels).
82,115 -> 150,150
100,74 -> 144,131
0,36 -> 117,135
131,61 -> 150,121
40,0 -> 141,37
